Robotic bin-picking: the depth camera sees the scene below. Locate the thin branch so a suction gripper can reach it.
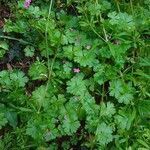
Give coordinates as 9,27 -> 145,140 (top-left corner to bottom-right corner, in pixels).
0,35 -> 34,45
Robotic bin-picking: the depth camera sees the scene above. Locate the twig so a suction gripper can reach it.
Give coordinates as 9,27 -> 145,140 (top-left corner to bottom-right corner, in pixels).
0,35 -> 34,45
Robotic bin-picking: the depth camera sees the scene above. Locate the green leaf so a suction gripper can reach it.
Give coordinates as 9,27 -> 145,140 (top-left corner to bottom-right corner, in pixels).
24,46 -> 35,57
67,74 -> 87,96
0,41 -> 9,50
108,42 -> 131,67
138,100 -> 150,117
134,70 -> 150,80
74,48 -> 98,67
108,12 -> 135,31
63,62 -> 72,77
26,115 -> 58,141
115,108 -> 136,130
87,3 -> 101,16
109,79 -> 134,104
9,70 -> 29,88
100,102 -> 116,118
31,85 -> 48,108
94,64 -> 117,85
0,113 -> 8,129
26,118 -> 42,140
61,108 -> 80,135
63,29 -> 79,44
63,45 -> 74,60
5,111 -> 17,128
81,92 -> 98,117
0,70 -> 11,87
96,122 -> 113,145
99,46 -> 111,58
28,60 -> 48,80
137,139 -> 150,149
0,70 -> 28,88
49,29 -> 61,46
139,57 -> 150,67
28,6 -> 41,18
0,41 -> 9,58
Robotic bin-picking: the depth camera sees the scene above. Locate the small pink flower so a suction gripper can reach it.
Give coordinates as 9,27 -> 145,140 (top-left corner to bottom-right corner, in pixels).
73,68 -> 80,73
24,0 -> 32,9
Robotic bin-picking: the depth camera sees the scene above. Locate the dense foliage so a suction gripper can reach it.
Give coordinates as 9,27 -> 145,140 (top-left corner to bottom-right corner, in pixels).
0,0 -> 150,149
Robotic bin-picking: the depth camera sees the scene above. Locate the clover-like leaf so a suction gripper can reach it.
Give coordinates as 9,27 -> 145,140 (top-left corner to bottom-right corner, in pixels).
24,45 -> 35,57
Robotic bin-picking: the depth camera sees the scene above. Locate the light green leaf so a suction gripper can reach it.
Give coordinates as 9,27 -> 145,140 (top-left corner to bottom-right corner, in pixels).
24,46 -> 35,57
0,41 -> 9,58
108,12 -> 135,31
100,102 -> 116,118
31,85 -> 48,108
96,122 -> 113,145
0,41 -> 9,50
67,74 -> 87,96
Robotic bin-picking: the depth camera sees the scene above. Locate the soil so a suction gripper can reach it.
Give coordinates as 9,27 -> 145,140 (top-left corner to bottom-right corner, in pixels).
0,5 -> 10,28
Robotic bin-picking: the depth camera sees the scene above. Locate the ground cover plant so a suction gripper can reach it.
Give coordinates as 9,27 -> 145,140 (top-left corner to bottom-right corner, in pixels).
0,0 -> 150,149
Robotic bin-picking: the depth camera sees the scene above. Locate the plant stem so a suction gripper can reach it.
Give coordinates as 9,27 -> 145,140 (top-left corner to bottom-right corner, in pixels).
130,0 -> 134,15
90,24 -> 106,42
0,35 -> 33,45
45,0 -> 54,93
45,52 -> 57,91
101,84 -> 105,102
37,0 -> 54,113
82,6 -> 106,42
115,0 -> 121,12
99,14 -> 109,42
